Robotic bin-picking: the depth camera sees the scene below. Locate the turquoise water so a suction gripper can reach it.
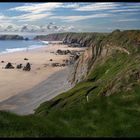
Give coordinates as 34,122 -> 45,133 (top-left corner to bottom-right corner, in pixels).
0,40 -> 48,54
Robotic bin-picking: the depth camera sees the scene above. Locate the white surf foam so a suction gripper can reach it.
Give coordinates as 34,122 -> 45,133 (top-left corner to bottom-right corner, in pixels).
1,44 -> 47,54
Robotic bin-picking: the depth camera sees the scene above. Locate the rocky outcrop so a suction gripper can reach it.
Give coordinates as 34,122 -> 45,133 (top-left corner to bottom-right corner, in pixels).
5,62 -> 14,69
16,64 -> 22,69
51,63 -> 67,67
0,35 -> 24,40
24,58 -> 29,61
34,32 -> 107,48
23,63 -> 31,71
34,33 -> 70,41
56,49 -> 71,55
63,33 -> 106,48
69,30 -> 140,84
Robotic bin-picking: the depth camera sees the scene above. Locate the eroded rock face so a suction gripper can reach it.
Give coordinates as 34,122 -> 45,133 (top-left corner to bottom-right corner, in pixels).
34,33 -> 68,41
69,30 -> 140,85
63,33 -> 106,48
68,45 -> 102,84
68,38 -> 107,85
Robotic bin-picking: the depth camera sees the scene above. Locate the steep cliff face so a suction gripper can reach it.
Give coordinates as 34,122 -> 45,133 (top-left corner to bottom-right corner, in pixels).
68,36 -> 105,84
34,32 -> 107,44
34,32 -> 71,41
34,30 -> 140,85
63,32 -> 107,47
69,30 -> 140,84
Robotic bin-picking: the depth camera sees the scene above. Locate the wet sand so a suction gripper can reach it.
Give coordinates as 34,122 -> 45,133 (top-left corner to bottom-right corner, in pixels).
0,67 -> 72,115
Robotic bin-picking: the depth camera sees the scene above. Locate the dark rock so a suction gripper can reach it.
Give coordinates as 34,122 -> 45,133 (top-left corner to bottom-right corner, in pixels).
23,63 -> 31,71
68,53 -> 80,65
63,59 -> 69,63
1,61 -> 4,63
51,63 -> 67,67
50,59 -> 53,61
24,58 -> 28,61
5,62 -> 14,69
56,49 -> 71,55
16,64 -> 22,69
61,64 -> 66,67
74,54 -> 80,61
56,49 -> 63,55
52,63 -> 60,67
25,37 -> 29,41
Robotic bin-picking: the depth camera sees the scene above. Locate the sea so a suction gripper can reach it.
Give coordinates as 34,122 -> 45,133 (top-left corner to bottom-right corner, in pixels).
0,34 -> 48,54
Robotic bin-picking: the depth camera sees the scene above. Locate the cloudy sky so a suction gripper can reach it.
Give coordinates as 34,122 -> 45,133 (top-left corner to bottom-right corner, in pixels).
0,2 -> 140,34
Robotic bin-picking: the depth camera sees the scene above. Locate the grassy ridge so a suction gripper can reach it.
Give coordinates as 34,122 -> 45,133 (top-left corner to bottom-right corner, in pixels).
35,50 -> 140,137
34,32 -> 107,45
0,30 -> 140,137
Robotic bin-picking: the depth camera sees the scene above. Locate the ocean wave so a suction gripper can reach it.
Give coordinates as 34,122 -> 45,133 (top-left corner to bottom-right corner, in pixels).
41,41 -> 49,44
1,45 -> 46,54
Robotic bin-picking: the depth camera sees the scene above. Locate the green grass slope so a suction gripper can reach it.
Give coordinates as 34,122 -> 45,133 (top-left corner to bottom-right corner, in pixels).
35,51 -> 140,137
0,30 -> 140,137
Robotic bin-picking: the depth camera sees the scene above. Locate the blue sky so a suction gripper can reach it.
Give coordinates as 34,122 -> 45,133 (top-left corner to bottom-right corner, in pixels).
0,2 -> 140,34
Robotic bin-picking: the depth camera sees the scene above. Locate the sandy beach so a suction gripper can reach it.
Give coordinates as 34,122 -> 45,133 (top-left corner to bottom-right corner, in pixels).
0,42 -> 85,114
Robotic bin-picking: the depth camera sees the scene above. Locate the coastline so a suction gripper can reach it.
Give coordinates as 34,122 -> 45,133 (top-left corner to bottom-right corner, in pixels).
0,67 -> 72,115
0,42 -> 85,114
0,39 -> 43,54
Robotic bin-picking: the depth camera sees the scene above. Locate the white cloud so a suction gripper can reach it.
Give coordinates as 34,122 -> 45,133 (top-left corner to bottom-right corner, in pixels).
117,19 -> 140,22
75,3 -> 119,11
6,3 -> 122,23
111,9 -> 140,12
9,3 -> 82,13
61,3 -> 80,9
11,12 -> 52,22
1,2 -> 139,33
50,13 -> 111,22
0,21 -> 76,33
9,3 -> 63,13
0,14 -> 13,27
8,3 -> 80,22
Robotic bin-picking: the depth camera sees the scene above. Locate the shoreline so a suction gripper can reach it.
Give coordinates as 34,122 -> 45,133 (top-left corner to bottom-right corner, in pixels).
0,43 -> 70,102
0,42 -> 85,114
0,67 -> 73,115
0,39 -> 46,55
